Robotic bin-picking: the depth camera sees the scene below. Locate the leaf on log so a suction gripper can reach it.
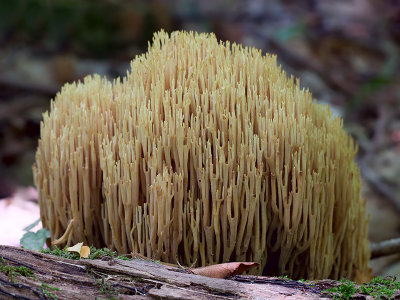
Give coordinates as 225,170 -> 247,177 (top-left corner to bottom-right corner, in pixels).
67,242 -> 90,259
191,262 -> 259,278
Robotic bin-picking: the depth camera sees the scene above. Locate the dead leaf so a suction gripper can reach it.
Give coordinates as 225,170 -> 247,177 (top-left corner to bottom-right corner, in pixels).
80,245 -> 90,258
67,242 -> 91,259
67,242 -> 83,255
190,262 -> 259,279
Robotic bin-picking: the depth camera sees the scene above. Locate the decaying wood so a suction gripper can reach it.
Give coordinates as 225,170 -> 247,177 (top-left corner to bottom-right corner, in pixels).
0,245 -> 327,299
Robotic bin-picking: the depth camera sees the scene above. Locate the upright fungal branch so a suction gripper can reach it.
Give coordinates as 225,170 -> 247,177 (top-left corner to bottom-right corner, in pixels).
33,30 -> 370,280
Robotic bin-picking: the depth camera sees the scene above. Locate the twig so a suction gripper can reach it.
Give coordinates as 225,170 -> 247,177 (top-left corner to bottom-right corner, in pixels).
265,37 -> 356,97
355,124 -> 400,215
364,104 -> 392,160
0,77 -> 57,97
370,237 -> 400,259
0,96 -> 46,120
359,162 -> 400,214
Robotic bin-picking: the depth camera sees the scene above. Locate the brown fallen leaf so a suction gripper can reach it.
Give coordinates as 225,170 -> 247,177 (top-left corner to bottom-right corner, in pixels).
67,242 -> 91,259
80,245 -> 91,258
190,262 -> 259,279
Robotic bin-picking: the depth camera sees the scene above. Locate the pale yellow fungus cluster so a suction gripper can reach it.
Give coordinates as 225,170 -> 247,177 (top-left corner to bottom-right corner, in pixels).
33,30 -> 370,280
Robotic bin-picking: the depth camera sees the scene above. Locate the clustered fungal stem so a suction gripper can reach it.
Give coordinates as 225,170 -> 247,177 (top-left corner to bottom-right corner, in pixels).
34,30 -> 370,280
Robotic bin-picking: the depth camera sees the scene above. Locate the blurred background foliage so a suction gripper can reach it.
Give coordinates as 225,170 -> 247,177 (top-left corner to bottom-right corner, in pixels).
0,0 -> 399,277
0,0 -> 169,57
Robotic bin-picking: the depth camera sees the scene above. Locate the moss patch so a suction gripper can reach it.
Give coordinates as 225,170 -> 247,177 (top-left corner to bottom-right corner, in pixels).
41,283 -> 60,300
41,245 -> 131,261
322,277 -> 400,299
0,256 -> 34,283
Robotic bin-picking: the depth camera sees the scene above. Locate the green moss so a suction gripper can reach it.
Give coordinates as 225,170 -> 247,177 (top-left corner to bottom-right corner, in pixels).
323,277 -> 400,299
86,268 -> 118,299
88,247 -> 117,260
40,245 -> 132,261
117,255 -> 131,261
0,256 -> 34,283
323,279 -> 356,300
361,277 -> 400,299
98,276 -> 117,299
41,246 -> 80,260
41,283 -> 60,300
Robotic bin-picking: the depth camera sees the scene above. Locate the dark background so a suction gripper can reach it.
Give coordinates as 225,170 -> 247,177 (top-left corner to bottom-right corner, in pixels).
0,0 -> 399,277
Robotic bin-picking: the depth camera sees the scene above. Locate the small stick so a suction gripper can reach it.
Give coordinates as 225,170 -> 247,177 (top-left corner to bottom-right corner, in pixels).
370,237 -> 400,259
360,163 -> 400,214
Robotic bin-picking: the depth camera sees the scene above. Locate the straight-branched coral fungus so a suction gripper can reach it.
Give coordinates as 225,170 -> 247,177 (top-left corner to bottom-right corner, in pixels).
33,30 -> 370,280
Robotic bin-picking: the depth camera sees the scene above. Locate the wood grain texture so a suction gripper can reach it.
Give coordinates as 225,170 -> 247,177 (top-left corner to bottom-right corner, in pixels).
0,245 -> 324,299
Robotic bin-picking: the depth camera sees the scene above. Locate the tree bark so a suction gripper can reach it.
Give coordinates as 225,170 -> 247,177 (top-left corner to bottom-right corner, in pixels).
0,245 -> 328,299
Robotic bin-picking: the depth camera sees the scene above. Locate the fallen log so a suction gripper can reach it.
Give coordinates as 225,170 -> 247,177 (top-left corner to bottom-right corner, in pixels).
0,245 -> 328,299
